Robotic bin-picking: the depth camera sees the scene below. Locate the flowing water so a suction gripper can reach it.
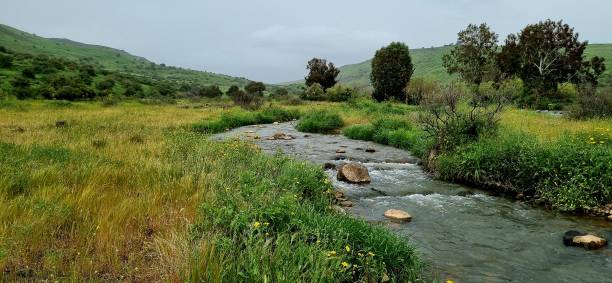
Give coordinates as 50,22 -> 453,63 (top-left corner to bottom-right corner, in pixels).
214,122 -> 612,282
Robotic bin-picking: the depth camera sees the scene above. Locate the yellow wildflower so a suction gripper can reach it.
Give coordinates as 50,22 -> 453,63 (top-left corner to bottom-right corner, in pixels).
345,245 -> 351,252
446,280 -> 455,283
253,221 -> 261,228
341,262 -> 350,268
368,251 -> 375,257
358,252 -> 363,257
327,251 -> 336,257
264,222 -> 270,226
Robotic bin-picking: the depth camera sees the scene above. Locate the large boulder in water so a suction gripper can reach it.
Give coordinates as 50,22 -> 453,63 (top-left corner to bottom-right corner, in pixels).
337,163 -> 371,184
563,230 -> 608,250
384,209 -> 412,222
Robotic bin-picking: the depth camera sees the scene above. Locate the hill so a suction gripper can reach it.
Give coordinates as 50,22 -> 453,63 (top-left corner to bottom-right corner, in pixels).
335,44 -> 612,88
0,24 -> 250,88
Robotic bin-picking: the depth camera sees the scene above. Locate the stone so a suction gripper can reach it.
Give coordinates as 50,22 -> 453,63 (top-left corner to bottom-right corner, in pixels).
303,134 -> 311,138
332,205 -> 346,215
55,120 -> 67,128
336,149 -> 346,153
323,162 -> 336,170
334,155 -> 347,160
340,201 -> 353,207
563,230 -> 608,249
271,132 -> 294,140
365,147 -> 376,153
334,191 -> 345,199
339,145 -> 348,148
245,130 -> 256,134
273,122 -> 279,125
516,193 -> 524,200
607,215 -> 612,222
384,209 -> 412,222
337,163 -> 371,184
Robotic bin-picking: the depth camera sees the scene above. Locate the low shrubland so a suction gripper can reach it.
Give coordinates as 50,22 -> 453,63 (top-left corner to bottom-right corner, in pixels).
192,106 -> 300,134
296,110 -> 344,133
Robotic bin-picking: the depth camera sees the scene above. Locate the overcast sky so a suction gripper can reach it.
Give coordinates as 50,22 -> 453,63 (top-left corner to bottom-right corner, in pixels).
1,0 -> 611,83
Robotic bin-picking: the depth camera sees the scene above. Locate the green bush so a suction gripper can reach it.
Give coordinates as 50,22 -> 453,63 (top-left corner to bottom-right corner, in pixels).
435,130 -> 612,211
326,85 -> 354,102
567,85 -> 612,119
296,110 -> 344,133
193,107 -> 300,134
302,83 -> 326,101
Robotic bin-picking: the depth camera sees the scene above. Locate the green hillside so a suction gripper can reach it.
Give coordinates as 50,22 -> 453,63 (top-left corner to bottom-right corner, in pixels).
0,24 -> 250,87
337,44 -> 612,87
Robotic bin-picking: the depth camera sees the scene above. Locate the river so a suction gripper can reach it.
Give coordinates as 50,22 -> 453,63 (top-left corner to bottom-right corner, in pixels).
214,122 -> 612,282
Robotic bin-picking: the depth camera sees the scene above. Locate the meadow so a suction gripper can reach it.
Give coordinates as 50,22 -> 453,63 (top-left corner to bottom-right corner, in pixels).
0,99 -> 421,282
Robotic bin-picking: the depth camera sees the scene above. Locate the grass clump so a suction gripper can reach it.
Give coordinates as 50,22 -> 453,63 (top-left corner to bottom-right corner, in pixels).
296,110 -> 344,133
343,118 -> 430,158
435,129 -> 612,211
188,136 -> 421,282
192,106 -> 299,134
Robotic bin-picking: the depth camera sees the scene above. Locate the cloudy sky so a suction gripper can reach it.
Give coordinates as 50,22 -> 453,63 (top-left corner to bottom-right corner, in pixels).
1,0 -> 611,83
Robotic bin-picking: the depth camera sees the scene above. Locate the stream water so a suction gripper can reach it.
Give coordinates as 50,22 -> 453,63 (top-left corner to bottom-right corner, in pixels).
214,122 -> 612,282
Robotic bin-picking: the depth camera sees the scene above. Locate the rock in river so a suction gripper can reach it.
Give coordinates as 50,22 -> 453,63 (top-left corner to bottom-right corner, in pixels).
563,230 -> 608,250
384,209 -> 412,222
337,163 -> 371,184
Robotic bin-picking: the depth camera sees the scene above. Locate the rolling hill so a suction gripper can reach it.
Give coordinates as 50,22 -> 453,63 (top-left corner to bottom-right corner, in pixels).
0,24 -> 251,88
335,44 -> 612,88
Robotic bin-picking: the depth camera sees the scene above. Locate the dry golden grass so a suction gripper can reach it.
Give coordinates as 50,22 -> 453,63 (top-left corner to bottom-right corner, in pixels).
0,100 -> 227,281
500,108 -> 612,141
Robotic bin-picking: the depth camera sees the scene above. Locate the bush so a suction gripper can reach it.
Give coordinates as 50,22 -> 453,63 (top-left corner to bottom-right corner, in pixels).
404,77 -> 438,105
567,85 -> 612,119
326,85 -> 353,102
270,87 -> 289,99
193,107 -> 300,134
0,53 -> 12,68
201,85 -> 223,98
296,110 -> 344,134
231,89 -> 263,110
302,83 -> 325,101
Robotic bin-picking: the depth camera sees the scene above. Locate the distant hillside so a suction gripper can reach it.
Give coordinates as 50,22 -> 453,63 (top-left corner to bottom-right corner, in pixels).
335,44 -> 612,88
0,24 -> 251,88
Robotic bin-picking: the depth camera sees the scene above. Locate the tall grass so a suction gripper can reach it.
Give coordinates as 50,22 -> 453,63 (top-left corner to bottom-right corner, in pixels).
0,100 -> 421,281
296,110 -> 344,133
192,106 -> 299,134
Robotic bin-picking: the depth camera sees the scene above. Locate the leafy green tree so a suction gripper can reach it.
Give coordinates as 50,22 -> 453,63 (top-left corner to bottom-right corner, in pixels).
305,58 -> 340,90
226,85 -> 240,97
271,87 -> 289,99
0,53 -> 13,68
301,83 -> 325,101
21,68 -> 36,79
498,19 -> 606,104
11,76 -> 33,99
245,81 -> 266,95
202,85 -> 223,98
443,23 -> 499,85
370,42 -> 414,101
96,77 -> 116,91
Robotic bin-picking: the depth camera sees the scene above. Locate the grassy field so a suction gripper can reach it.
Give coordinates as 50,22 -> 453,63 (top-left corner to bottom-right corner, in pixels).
0,99 -> 421,281
0,24 -> 250,88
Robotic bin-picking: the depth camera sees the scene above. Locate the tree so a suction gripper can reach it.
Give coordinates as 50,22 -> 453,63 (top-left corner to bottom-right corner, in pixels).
0,53 -> 12,68
226,85 -> 240,97
271,87 -> 289,99
305,58 -> 340,90
443,23 -> 499,85
498,19 -> 605,104
370,42 -> 414,102
301,83 -> 325,101
245,81 -> 266,95
201,85 -> 223,98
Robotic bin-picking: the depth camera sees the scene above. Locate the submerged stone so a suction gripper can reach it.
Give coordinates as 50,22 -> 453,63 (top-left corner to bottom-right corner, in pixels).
384,209 -> 412,222
563,230 -> 608,249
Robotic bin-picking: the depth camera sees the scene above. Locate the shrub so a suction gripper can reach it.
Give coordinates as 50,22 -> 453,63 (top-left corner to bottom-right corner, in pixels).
296,110 -> 344,133
326,85 -> 354,102
201,85 -> 223,98
231,89 -> 263,110
371,42 -> 414,101
404,77 -> 438,105
270,87 -> 289,99
0,53 -> 12,68
567,84 -> 612,119
302,83 -> 326,101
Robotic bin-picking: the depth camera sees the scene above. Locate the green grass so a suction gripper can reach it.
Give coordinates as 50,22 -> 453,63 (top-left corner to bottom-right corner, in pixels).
192,106 -> 300,134
296,110 -> 344,133
0,24 -> 250,88
0,100 -> 421,281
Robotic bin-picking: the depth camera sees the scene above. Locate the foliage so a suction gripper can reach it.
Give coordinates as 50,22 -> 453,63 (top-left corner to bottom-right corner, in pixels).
404,77 -> 439,105
443,23 -> 499,85
326,85 -> 354,102
231,89 -> 263,110
567,85 -> 612,119
419,83 -> 510,152
343,118 -> 430,158
436,130 -> 611,211
498,19 -> 606,106
296,110 -> 344,134
199,85 -> 223,98
226,85 -> 240,97
270,87 -> 289,99
302,83 -> 326,101
244,81 -> 266,95
370,42 -> 414,101
305,58 -> 340,90
0,53 -> 12,68
192,107 -> 300,134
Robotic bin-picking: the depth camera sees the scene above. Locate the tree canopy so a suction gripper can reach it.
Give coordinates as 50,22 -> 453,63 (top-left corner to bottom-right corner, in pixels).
305,58 -> 340,90
370,42 -> 414,102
